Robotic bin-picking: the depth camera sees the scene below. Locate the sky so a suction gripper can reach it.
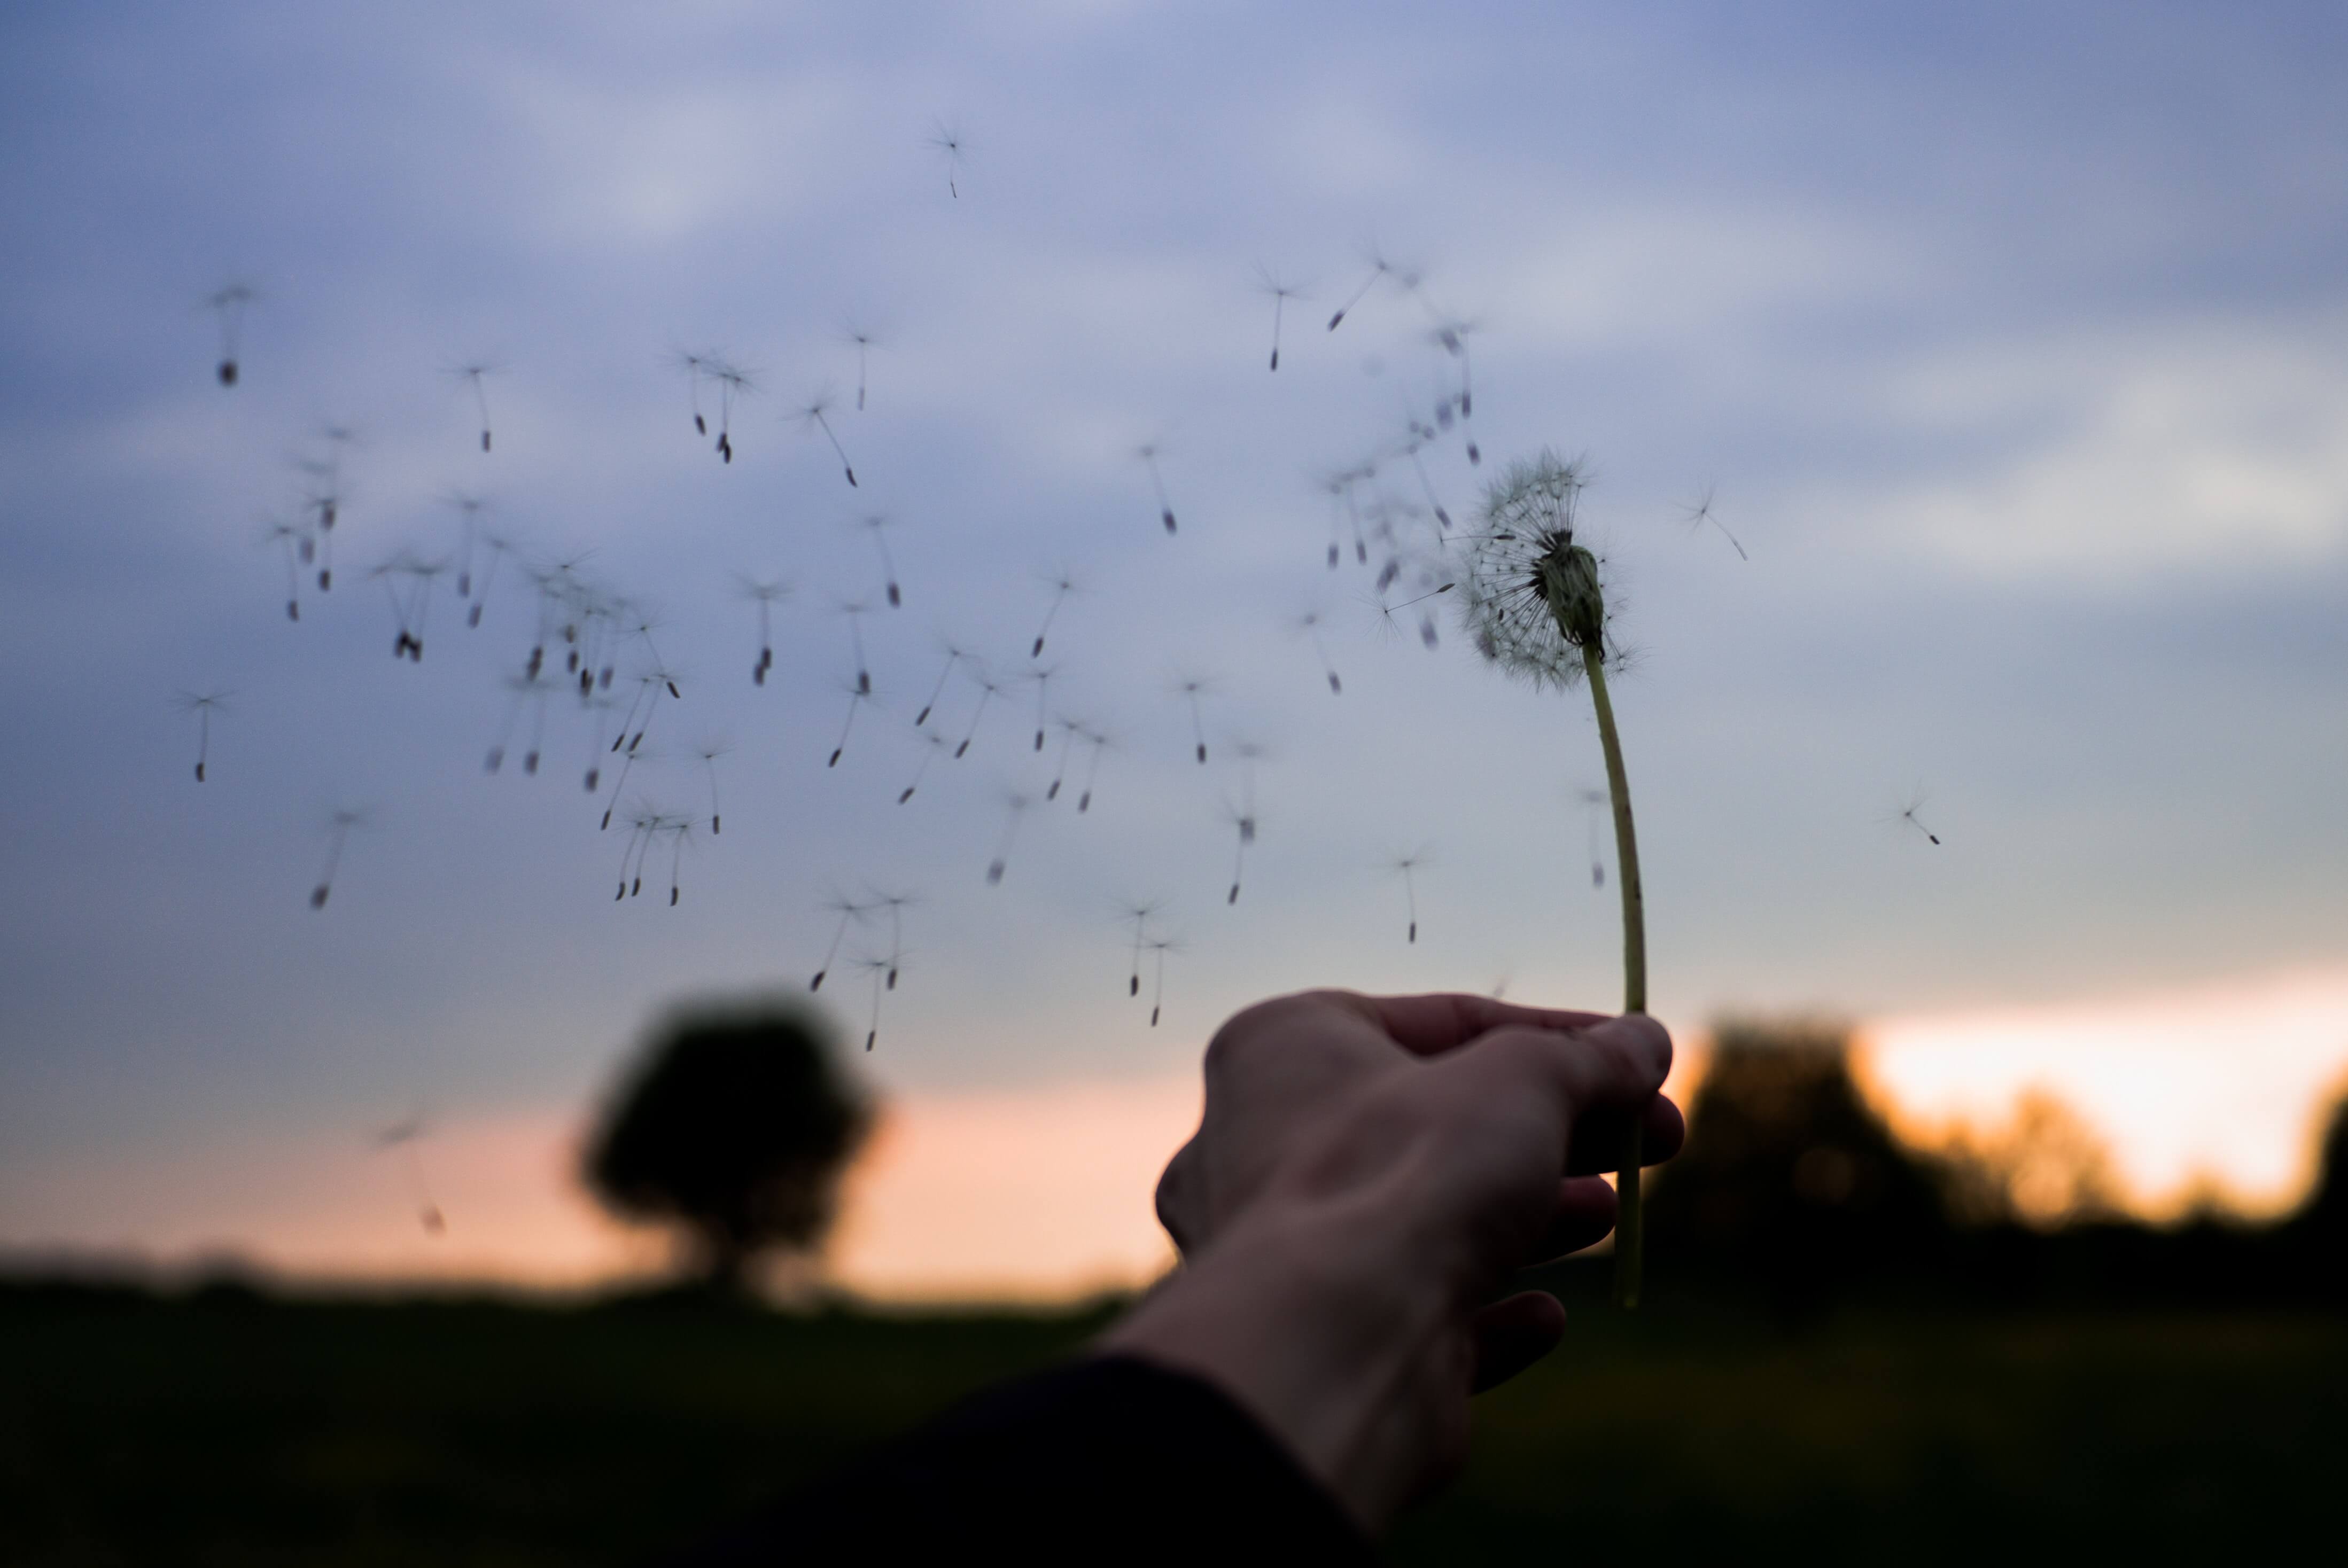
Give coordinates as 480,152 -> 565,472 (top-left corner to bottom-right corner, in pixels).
3,1 -> 2345,1296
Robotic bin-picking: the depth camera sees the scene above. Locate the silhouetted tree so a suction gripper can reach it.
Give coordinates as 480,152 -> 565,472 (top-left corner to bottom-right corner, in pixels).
584,997 -> 873,1294
1645,1019 -> 1959,1310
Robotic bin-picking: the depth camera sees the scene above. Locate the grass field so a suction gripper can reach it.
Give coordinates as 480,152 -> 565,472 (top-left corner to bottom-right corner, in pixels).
5,1275 -> 2342,1564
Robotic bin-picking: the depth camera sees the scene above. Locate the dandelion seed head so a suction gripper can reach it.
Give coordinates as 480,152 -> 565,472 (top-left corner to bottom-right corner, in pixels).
1456,449 -> 1614,690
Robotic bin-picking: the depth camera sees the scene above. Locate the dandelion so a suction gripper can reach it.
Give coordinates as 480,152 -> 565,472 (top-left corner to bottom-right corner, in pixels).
697,738 -> 729,833
446,361 -> 500,453
810,894 -> 872,991
374,1113 -> 446,1235
1145,934 -> 1184,1027
738,575 -> 789,685
174,690 -> 229,782
985,792 -> 1030,885
897,729 -> 950,803
1387,847 -> 1431,943
1255,265 -> 1306,371
842,319 -> 882,411
1294,610 -> 1343,695
928,119 -> 968,198
1456,448 -> 1652,1308
1136,442 -> 1179,536
1892,784 -> 1942,846
1678,480 -> 1748,561
856,513 -> 903,607
207,284 -> 254,386
798,391 -> 858,488
952,671 -> 1001,759
310,807 -> 368,909
1030,569 -> 1078,658
914,641 -> 965,727
828,677 -> 872,768
1115,898 -> 1162,997
1172,674 -> 1216,764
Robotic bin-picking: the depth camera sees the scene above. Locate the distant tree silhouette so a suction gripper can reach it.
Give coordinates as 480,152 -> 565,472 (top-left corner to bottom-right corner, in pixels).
1645,1019 -> 1959,1309
584,998 -> 873,1294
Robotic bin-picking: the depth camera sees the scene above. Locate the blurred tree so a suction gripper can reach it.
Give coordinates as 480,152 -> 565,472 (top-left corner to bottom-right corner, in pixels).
584,998 -> 874,1295
1645,1019 -> 1959,1309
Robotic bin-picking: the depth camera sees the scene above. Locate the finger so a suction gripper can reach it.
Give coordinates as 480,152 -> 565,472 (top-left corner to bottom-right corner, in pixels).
1470,1291 -> 1567,1392
1525,1175 -> 1619,1262
1362,992 -> 1612,1059
1562,1094 -> 1687,1176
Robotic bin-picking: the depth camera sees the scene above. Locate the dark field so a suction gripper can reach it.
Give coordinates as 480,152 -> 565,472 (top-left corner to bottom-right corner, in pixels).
4,1275 -> 2342,1565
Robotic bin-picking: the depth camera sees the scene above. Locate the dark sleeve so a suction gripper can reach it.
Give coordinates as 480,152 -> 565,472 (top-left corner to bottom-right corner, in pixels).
660,1352 -> 1375,1565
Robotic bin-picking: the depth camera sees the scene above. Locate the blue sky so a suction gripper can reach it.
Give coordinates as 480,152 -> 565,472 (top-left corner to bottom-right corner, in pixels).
4,2 -> 2346,1269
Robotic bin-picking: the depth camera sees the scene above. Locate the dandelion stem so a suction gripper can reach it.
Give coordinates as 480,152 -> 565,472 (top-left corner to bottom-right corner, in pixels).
1581,642 -> 1647,1309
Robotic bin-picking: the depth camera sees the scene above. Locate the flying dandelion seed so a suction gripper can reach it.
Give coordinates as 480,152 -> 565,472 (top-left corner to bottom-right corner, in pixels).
662,815 -> 698,906
259,517 -> 309,622
709,356 -> 753,463
1893,784 -> 1942,846
1146,935 -> 1184,1028
697,739 -> 729,833
914,641 -> 965,727
613,802 -> 662,897
580,692 -> 617,791
484,670 -> 551,775
1255,265 -> 1307,371
174,690 -> 229,782
439,493 -> 487,600
1431,317 -> 1478,423
1025,665 -> 1057,751
1137,443 -> 1178,535
1045,715 -> 1088,801
1294,610 -> 1343,695
1678,481 -> 1748,561
1116,899 -> 1162,997
738,575 -> 789,686
897,729 -> 951,803
597,739 -> 656,831
985,793 -> 1030,885
1172,674 -> 1216,765
828,678 -> 872,768
1325,247 -> 1392,333
953,671 -> 1001,759
854,954 -> 893,1050
1335,464 -> 1374,565
856,513 -> 903,607
869,888 -> 918,989
810,894 -> 872,991
1405,438 -> 1453,531
1371,580 -> 1456,650
842,319 -> 882,411
298,424 -> 360,591
206,284 -> 254,386
836,600 -> 874,695
373,553 -> 448,664
1030,570 -> 1078,658
1456,448 -> 1652,1309
674,349 -> 711,436
1386,847 -> 1432,943
447,361 -> 500,453
798,392 -> 857,487
1220,799 -> 1256,905
927,119 -> 968,198
309,807 -> 368,910
374,1114 -> 446,1235
1075,725 -> 1113,813
1577,785 -> 1610,887
468,532 -> 516,629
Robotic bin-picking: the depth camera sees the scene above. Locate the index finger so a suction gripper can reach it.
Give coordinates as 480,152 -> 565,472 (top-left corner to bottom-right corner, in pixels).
1360,992 -> 1613,1058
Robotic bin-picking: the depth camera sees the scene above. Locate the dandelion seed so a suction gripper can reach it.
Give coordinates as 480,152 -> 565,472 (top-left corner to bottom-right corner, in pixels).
259,517 -> 309,622
174,690 -> 229,782
1404,438 -> 1452,531
1456,448 -> 1653,1308
810,894 -> 872,991
856,513 -> 903,607
662,815 -> 697,906
1220,799 -> 1256,905
467,531 -> 515,629
697,738 -> 730,833
615,802 -> 662,896
484,671 -> 551,775
829,679 -> 871,768
897,729 -> 950,803
985,793 -> 1030,885
836,599 -> 874,695
373,552 -> 448,664
206,284 -> 254,386
1172,675 -> 1216,765
1075,725 -> 1113,813
1294,610 -> 1342,695
842,319 -> 882,411
1255,265 -> 1306,371
674,349 -> 710,436
798,392 -> 858,487
953,672 -> 1000,759
868,888 -> 918,989
1030,570 -> 1078,658
1371,580 -> 1456,651
1025,665 -> 1057,752
1893,784 -> 1942,846
1137,443 -> 1178,535
1115,899 -> 1162,997
1386,847 -> 1432,943
440,493 -> 487,599
580,692 -> 616,791
927,119 -> 968,198
1430,317 -> 1478,423
597,738 -> 654,831
375,1113 -> 446,1235
1326,247 -> 1392,333
1146,935 -> 1184,1027
447,361 -> 500,453
1045,715 -> 1087,800
1577,785 -> 1610,887
914,641 -> 965,727
1678,481 -> 1748,561
310,807 -> 368,910
709,356 -> 753,463
738,575 -> 789,685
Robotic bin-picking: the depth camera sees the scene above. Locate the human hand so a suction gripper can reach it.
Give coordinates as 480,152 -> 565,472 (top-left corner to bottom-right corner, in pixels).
1105,989 -> 1681,1532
